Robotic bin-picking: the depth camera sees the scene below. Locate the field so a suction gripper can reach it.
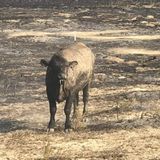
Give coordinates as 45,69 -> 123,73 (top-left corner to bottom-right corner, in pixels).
0,4 -> 160,160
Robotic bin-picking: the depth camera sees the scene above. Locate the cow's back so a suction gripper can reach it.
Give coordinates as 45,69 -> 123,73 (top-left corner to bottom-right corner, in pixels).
60,42 -> 95,90
61,42 -> 95,74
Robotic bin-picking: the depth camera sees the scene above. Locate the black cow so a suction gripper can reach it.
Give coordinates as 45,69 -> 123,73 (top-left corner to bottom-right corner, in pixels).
41,42 -> 95,132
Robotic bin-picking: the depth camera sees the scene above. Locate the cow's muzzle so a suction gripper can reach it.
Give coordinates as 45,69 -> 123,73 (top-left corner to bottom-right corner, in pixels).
57,79 -> 66,103
58,73 -> 66,80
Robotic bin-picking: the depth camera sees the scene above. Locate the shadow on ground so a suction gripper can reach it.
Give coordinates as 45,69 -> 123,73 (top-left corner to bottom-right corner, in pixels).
87,114 -> 160,132
0,118 -> 47,133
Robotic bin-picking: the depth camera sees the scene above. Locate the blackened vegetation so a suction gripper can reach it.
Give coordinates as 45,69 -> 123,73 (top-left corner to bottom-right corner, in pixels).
0,0 -> 160,8
41,42 -> 95,132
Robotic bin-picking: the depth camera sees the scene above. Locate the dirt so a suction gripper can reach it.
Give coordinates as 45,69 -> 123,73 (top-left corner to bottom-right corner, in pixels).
0,4 -> 160,160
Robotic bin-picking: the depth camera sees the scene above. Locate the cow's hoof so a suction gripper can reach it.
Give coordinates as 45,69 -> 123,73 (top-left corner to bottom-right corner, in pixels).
47,128 -> 55,133
64,128 -> 73,133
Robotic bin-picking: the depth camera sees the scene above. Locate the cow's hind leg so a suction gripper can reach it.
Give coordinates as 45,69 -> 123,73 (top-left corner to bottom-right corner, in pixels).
83,83 -> 89,115
72,92 -> 84,130
47,101 -> 57,132
64,94 -> 73,132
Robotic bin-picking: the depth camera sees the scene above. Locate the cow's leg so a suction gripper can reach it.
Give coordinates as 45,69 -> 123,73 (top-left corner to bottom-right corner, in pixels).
76,92 -> 79,106
64,94 -> 73,132
83,83 -> 89,115
73,92 -> 79,116
47,100 -> 57,132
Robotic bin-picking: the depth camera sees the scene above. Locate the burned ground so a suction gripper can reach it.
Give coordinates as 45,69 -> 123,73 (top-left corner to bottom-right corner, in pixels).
0,4 -> 160,160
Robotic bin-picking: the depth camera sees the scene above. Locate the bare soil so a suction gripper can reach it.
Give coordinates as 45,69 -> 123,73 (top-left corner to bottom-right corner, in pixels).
0,4 -> 160,160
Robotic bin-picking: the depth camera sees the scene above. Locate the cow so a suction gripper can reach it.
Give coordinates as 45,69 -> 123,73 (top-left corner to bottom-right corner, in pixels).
40,42 -> 95,132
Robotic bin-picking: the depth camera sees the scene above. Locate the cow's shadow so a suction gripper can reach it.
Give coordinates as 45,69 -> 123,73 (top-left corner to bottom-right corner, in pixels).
0,118 -> 26,133
0,118 -> 46,133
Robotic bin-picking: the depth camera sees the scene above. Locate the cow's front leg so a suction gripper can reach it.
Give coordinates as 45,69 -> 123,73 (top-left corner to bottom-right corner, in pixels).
47,101 -> 57,132
73,92 -> 79,117
64,94 -> 73,132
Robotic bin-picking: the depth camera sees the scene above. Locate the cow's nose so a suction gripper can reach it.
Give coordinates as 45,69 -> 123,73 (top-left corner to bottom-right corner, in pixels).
58,73 -> 66,80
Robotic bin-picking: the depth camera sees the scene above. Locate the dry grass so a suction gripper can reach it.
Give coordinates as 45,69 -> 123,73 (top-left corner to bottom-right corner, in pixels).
1,87 -> 160,159
4,30 -> 160,42
108,48 -> 160,56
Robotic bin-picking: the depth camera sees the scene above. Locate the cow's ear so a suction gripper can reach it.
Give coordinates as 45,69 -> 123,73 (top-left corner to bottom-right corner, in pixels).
40,59 -> 49,67
69,61 -> 78,68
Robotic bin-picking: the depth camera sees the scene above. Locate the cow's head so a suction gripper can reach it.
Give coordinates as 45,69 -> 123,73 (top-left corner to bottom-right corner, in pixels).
40,56 -> 78,102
